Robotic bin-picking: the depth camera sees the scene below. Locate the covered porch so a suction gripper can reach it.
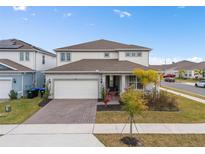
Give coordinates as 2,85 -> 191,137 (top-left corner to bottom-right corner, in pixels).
100,74 -> 143,100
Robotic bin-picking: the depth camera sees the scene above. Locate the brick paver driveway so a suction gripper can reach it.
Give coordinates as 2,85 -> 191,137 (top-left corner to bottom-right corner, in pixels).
25,99 -> 97,124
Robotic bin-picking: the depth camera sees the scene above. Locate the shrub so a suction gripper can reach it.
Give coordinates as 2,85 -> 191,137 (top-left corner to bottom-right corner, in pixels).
145,91 -> 179,111
9,90 -> 18,100
43,82 -> 51,103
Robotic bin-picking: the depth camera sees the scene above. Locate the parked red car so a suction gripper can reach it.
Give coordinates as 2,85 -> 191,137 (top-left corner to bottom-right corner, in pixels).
163,74 -> 176,82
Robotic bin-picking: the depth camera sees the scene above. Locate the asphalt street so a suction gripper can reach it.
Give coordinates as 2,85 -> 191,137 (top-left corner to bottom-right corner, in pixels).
161,81 -> 205,96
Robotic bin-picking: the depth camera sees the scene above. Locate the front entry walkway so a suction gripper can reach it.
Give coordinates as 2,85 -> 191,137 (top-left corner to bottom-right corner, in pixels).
24,99 -> 97,124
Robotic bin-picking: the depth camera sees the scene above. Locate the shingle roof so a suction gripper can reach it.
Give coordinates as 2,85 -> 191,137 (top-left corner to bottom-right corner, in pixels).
188,61 -> 205,70
0,39 -> 56,57
55,39 -> 151,51
150,60 -> 197,71
0,59 -> 34,72
46,59 -> 149,73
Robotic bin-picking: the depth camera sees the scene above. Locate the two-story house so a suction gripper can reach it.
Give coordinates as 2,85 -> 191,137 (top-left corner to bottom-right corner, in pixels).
45,39 -> 151,99
0,39 -> 56,99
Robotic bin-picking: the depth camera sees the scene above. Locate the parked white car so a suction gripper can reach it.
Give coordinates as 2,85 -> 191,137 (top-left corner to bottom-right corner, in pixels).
195,80 -> 205,88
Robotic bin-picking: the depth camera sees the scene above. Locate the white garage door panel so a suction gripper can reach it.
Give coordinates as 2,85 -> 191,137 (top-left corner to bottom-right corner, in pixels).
54,80 -> 98,99
0,79 -> 12,99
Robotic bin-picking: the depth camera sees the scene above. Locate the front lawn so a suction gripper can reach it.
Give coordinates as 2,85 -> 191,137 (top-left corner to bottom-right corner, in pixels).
96,134 -> 205,147
0,97 -> 42,124
96,95 -> 205,123
175,78 -> 200,83
161,86 -> 205,100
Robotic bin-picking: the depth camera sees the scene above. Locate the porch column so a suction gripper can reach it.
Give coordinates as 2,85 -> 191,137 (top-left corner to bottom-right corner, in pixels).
121,75 -> 126,93
101,74 -> 106,89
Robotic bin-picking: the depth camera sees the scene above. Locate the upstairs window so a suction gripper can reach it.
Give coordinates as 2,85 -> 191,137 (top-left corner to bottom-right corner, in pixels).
104,52 -> 110,58
20,52 -> 24,61
19,52 -> 29,61
60,52 -> 71,62
25,52 -> 30,61
125,52 -> 142,57
42,55 -> 45,64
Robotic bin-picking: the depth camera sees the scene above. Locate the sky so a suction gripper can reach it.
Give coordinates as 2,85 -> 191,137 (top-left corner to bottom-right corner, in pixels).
0,6 -> 205,65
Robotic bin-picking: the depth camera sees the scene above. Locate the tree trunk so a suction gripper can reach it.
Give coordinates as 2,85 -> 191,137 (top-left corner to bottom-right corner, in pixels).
130,116 -> 133,138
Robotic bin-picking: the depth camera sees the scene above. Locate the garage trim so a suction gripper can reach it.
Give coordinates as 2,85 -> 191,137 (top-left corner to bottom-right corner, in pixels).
52,78 -> 99,99
0,77 -> 12,99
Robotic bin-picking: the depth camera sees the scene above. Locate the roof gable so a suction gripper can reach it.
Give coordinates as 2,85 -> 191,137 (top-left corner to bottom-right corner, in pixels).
0,39 -> 56,57
0,59 -> 34,72
55,39 -> 151,52
46,59 -> 148,73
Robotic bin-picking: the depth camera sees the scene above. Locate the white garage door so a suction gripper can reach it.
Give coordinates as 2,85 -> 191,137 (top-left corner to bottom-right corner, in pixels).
0,79 -> 12,99
54,79 -> 98,99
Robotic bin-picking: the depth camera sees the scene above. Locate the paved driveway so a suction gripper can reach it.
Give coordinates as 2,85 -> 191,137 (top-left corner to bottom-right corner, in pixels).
161,81 -> 205,96
25,99 -> 97,124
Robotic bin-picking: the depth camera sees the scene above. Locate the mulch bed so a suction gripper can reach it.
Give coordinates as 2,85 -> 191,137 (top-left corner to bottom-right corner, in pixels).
38,99 -> 52,107
97,104 -> 123,111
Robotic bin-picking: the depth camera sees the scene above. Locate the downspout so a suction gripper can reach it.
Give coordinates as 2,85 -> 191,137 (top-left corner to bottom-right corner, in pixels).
22,73 -> 24,97
34,51 -> 37,87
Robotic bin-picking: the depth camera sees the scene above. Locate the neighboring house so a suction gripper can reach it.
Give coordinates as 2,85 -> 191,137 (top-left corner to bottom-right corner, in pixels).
151,60 -> 205,79
0,39 -> 56,89
45,39 -> 151,99
150,60 -> 199,78
0,59 -> 34,99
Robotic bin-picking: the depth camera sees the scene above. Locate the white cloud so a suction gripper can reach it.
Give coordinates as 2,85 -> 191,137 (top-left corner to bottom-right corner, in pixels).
187,57 -> 203,63
63,12 -> 72,17
13,6 -> 27,11
113,9 -> 131,18
150,56 -> 203,65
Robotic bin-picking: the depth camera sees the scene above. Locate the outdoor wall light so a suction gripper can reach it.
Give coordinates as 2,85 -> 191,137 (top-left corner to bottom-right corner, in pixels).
48,79 -> 51,84
13,78 -> 16,83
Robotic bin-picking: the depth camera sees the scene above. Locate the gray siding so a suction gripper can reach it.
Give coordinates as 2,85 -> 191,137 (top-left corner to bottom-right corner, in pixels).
0,72 -> 34,98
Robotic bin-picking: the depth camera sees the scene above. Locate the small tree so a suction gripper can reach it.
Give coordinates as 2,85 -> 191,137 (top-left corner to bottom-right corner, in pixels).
178,69 -> 185,79
9,90 -> 18,100
194,69 -> 203,79
43,82 -> 51,103
120,88 -> 147,139
133,69 -> 159,94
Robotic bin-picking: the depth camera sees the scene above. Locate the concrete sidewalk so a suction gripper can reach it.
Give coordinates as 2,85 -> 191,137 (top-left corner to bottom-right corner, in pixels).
1,123 -> 205,135
160,87 -> 205,104
1,123 -> 205,146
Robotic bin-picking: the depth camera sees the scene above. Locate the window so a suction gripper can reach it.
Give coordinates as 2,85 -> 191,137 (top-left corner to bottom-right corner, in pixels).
20,52 -> 24,61
66,52 -> 71,61
42,55 -> 45,64
60,52 -> 71,62
128,76 -> 143,89
104,52 -> 110,57
25,52 -> 29,61
19,52 -> 29,61
125,52 -> 142,57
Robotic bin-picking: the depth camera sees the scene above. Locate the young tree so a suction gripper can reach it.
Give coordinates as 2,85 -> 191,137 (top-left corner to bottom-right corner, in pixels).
194,69 -> 203,79
178,69 -> 185,79
120,88 -> 147,139
133,69 -> 159,93
43,82 -> 51,103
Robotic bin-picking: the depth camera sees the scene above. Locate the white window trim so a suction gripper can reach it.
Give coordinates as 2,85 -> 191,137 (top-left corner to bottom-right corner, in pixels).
125,52 -> 142,57
60,52 -> 71,62
19,52 -> 30,61
104,52 -> 110,58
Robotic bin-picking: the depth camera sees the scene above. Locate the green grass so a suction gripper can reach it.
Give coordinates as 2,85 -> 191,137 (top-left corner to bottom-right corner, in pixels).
175,78 -> 200,83
96,95 -> 205,123
0,97 -> 42,124
161,86 -> 205,100
96,134 -> 205,147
